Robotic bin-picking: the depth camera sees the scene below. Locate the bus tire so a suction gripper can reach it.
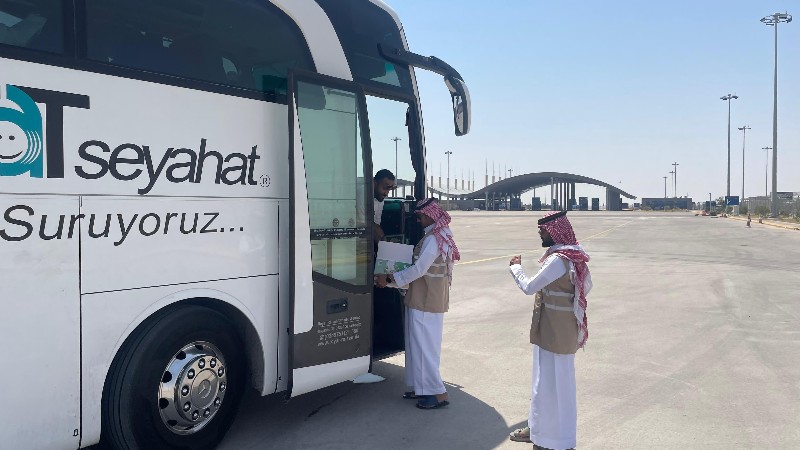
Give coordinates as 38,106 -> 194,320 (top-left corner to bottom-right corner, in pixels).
102,305 -> 245,450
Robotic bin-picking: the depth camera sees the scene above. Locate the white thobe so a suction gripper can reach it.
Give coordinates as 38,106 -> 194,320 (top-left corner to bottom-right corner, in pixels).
509,253 -> 590,450
392,224 -> 449,396
354,189 -> 383,226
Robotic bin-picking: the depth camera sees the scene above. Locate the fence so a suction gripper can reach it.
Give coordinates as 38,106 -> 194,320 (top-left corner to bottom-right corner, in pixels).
742,196 -> 800,218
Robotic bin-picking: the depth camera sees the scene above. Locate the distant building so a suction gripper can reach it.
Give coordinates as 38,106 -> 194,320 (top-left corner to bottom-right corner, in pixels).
642,197 -> 694,210
743,193 -> 799,215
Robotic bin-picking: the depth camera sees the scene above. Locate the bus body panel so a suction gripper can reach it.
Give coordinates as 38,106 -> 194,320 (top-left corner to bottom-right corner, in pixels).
276,199 -> 292,393
272,0 -> 353,81
80,197 -> 279,293
80,276 -> 280,446
291,355 -> 370,397
77,197 -> 283,445
1,59 -> 289,199
0,195 -> 81,449
289,99 -> 314,335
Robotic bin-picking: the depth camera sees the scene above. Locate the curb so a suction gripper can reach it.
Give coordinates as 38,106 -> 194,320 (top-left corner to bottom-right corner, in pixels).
726,215 -> 800,231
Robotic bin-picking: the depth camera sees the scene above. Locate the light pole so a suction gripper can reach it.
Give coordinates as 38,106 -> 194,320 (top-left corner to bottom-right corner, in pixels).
720,94 -> 739,197
391,137 -> 401,178
762,146 -> 771,197
669,170 -> 675,197
738,126 -> 750,207
663,176 -> 668,209
671,162 -> 679,198
761,12 -> 792,217
445,150 -> 452,210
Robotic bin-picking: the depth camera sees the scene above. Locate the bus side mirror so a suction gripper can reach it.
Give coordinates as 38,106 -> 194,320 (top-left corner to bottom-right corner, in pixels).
445,76 -> 471,136
375,44 -> 471,136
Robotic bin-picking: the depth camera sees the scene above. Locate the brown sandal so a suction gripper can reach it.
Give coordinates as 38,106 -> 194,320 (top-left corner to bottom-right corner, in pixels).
509,426 -> 531,443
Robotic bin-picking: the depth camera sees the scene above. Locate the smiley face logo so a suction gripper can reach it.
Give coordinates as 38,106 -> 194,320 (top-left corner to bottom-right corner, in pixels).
0,85 -> 44,178
0,120 -> 29,164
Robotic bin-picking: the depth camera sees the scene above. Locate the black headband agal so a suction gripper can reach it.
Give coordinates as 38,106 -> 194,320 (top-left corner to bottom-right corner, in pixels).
414,198 -> 436,211
538,210 -> 567,226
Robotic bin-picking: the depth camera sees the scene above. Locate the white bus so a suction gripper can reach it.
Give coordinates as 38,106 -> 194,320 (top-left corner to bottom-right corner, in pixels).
0,0 -> 470,448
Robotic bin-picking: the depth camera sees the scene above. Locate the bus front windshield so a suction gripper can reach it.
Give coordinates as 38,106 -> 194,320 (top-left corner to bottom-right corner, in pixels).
316,0 -> 414,98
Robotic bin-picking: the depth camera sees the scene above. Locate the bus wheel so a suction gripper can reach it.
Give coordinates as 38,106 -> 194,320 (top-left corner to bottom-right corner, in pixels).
102,305 -> 245,450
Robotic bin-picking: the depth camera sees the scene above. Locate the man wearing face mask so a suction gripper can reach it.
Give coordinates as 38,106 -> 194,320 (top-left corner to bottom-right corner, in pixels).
375,198 -> 460,410
507,210 -> 592,450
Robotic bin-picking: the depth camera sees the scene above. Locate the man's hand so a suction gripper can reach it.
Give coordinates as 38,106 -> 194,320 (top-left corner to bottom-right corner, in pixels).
375,274 -> 388,288
374,223 -> 385,242
509,255 -> 522,266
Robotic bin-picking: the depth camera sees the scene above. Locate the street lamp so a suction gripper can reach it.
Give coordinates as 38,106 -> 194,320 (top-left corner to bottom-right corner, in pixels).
671,162 -> 679,198
669,170 -> 675,197
663,175 -> 668,209
445,150 -> 453,210
761,12 -> 792,217
391,137 -> 402,178
720,94 -> 739,197
762,146 -> 772,197
738,126 -> 750,209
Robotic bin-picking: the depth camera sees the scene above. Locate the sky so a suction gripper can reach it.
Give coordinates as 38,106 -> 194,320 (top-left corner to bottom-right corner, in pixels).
385,0 -> 800,203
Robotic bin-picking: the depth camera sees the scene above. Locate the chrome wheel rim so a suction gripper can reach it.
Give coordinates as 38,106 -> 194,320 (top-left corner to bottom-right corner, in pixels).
157,341 -> 228,435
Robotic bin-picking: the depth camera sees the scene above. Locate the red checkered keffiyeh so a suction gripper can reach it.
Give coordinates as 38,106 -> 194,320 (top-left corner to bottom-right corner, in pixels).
538,211 -> 591,348
415,198 -> 460,284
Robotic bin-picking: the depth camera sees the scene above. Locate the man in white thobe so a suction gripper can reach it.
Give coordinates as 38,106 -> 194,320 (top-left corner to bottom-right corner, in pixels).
508,210 -> 592,450
376,198 -> 460,409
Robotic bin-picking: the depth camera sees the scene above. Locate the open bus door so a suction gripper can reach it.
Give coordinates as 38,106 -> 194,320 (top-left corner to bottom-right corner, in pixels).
287,70 -> 375,397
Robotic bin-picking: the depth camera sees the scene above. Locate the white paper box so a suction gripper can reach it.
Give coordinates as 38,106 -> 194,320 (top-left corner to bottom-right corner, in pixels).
374,241 -> 413,274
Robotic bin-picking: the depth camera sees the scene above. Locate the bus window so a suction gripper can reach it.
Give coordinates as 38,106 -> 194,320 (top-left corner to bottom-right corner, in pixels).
83,0 -> 313,97
0,0 -> 63,54
297,82 -> 372,287
366,96 -> 416,201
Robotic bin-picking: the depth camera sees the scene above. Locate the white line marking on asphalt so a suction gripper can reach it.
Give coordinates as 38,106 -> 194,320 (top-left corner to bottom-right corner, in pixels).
457,220 -> 636,266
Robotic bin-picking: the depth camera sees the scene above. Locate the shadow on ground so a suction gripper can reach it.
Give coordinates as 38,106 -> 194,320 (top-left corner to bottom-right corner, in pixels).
88,360 -> 512,450
217,360 -> 511,450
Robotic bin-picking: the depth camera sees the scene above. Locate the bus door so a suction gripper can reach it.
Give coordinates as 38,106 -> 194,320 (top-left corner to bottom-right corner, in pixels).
287,70 -> 374,397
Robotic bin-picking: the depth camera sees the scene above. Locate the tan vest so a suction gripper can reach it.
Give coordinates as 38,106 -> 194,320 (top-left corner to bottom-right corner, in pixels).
530,257 -> 579,354
404,231 -> 450,313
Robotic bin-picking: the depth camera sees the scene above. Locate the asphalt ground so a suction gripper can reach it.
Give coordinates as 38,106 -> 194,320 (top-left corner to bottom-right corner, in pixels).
99,210 -> 800,450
